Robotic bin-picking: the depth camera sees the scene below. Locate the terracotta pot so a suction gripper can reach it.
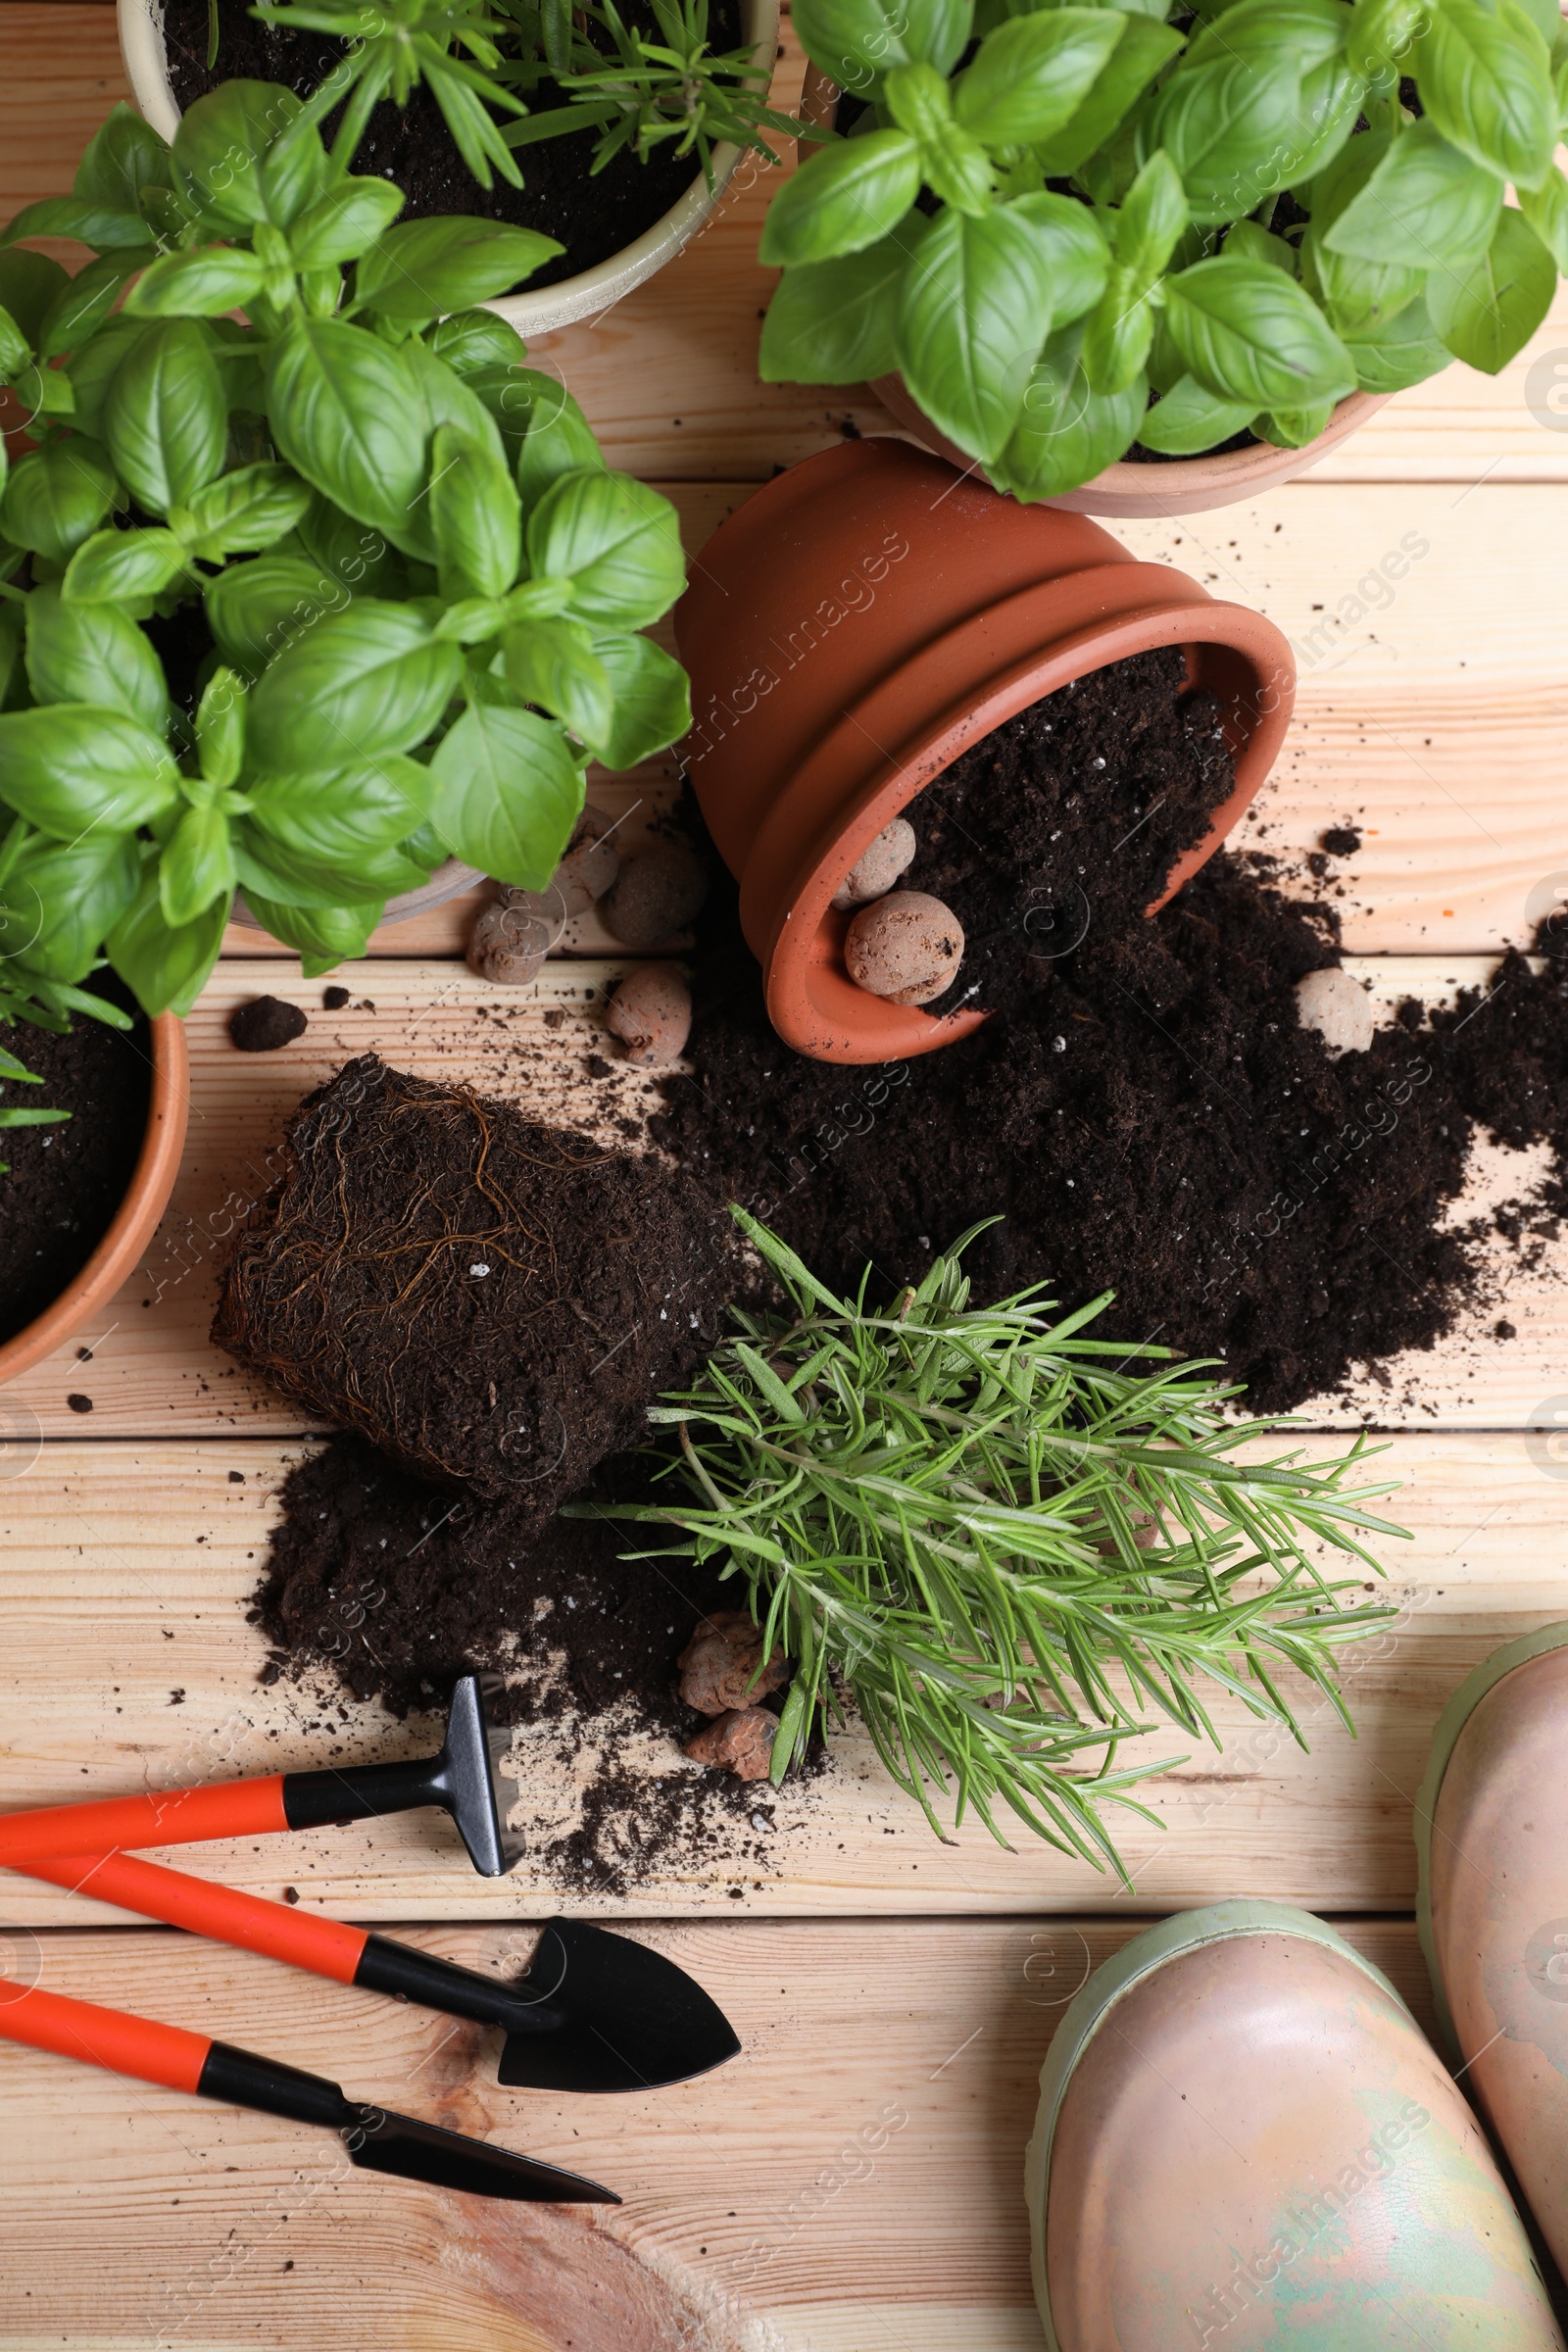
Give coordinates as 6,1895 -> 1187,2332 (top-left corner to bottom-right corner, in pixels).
674,437 -> 1296,1065
794,66 -> 1389,519
119,0 -> 781,337
0,1010 -> 189,1385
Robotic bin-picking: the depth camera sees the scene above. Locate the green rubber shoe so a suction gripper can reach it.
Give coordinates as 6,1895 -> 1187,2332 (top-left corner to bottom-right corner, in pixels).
1026,1900 -> 1561,2350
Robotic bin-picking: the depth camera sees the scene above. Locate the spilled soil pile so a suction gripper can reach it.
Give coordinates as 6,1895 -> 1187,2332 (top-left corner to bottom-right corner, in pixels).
254,1435 -> 795,1896
215,1054 -> 735,1512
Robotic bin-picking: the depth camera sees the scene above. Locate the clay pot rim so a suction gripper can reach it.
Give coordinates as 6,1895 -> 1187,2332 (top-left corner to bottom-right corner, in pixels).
116,0 -> 780,338
0,1009 -> 190,1387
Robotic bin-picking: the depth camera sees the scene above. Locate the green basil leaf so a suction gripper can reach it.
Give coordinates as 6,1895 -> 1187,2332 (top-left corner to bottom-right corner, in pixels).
0,704 -> 176,838
585,630 -> 692,771
204,552 -> 355,676
1323,120 -> 1503,267
353,219 -> 562,320
296,495 -> 408,601
58,314 -> 145,440
496,372 -> 608,503
759,131 -> 922,267
196,667 -> 246,789
240,888 -> 384,974
955,9 -> 1126,145
430,423 -> 521,603
1254,398 -> 1335,447
398,336 -> 510,468
1004,193 -> 1112,326
1340,290 -> 1451,392
1136,372 -> 1257,452
257,110 -> 332,230
172,81 -> 303,231
247,601 -> 462,772
1081,276 -> 1153,393
248,756 -> 434,858
1347,0 -> 1429,79
123,244 -> 269,319
502,618 -> 612,747
160,802 -> 236,926
265,317 -> 430,559
106,318 -> 227,514
1164,253 -> 1357,406
988,321 -> 1144,498
234,821 -> 428,907
107,855 -> 228,1015
0,438 -> 119,564
1149,54 -> 1308,224
0,604 -> 22,710
288,177 -> 407,270
36,254 -> 146,361
0,252 -> 67,350
526,471 -> 685,629
427,308 -> 530,376
759,237 -> 909,385
427,701 -> 584,888
1031,15 -> 1185,176
793,0 -> 973,82
0,196 -> 155,254
1223,220 -> 1296,273
74,104 -> 172,219
1301,127 -> 1425,330
1414,0 -> 1554,186
24,582 -> 168,731
896,205 -> 1054,463
0,301 -> 32,379
180,461 -> 314,561
4,829 -> 141,985
62,526 -> 191,608
1426,204 -> 1556,372
1518,164 -> 1568,272
1114,149 -> 1189,289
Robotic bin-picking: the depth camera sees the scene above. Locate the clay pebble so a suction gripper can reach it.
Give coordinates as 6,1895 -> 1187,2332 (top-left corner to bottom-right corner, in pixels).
845,891 -> 965,1007
831,815 -> 918,911
677,1610 -> 788,1715
468,894 -> 560,987
553,806 -> 620,918
685,1706 -> 778,1782
1295,966 -> 1375,1056
229,997 -> 308,1053
605,963 -> 692,1066
602,839 -> 708,950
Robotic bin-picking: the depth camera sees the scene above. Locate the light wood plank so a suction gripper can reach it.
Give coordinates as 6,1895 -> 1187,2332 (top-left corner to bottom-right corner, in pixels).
0,1913 -> 1441,2352
3,955 -> 1563,1433
0,1431 -> 1560,1923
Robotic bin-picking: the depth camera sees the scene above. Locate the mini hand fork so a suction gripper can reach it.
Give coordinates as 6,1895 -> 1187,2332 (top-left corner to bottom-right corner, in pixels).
0,1674 -> 740,2198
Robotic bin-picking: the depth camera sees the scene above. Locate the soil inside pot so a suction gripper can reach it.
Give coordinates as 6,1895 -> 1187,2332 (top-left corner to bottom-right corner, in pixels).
901,647 -> 1235,1015
163,0 -> 745,290
212,1054 -> 739,1510
0,981 -> 152,1348
252,1434 -> 802,1895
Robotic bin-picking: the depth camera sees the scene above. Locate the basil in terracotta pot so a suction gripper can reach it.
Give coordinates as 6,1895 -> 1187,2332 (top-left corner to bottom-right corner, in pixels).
0,89 -> 691,1016
759,0 -> 1568,502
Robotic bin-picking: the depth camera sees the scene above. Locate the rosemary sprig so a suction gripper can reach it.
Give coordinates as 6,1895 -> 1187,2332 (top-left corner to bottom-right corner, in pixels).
570,1211 -> 1408,1877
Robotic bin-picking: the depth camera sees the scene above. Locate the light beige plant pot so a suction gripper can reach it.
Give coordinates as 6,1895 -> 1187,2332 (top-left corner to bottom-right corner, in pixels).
118,0 -> 781,334
227,859 -> 483,934
794,65 -> 1390,518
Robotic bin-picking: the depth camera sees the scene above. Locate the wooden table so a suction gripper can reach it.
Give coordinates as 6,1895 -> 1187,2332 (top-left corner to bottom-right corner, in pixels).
3,7 -> 1567,2342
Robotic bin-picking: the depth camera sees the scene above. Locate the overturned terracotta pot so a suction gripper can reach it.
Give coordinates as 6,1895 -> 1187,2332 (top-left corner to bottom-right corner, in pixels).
675,437 -> 1295,1064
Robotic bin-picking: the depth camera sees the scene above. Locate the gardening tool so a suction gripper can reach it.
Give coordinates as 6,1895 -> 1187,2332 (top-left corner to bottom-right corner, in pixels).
0,1977 -> 616,2203
20,1848 -> 741,2093
0,1672 -> 523,1876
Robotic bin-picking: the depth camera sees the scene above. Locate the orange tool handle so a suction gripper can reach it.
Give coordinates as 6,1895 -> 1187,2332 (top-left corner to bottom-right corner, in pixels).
20,1851 -> 368,1984
0,1978 -> 211,2094
0,1778 -> 290,1870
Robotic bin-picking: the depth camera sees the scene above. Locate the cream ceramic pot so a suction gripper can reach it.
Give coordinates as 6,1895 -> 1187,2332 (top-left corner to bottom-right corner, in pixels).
118,0 -> 781,334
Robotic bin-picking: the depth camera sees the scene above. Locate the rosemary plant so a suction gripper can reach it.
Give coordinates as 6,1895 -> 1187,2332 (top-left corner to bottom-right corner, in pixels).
578,1212 -> 1407,1875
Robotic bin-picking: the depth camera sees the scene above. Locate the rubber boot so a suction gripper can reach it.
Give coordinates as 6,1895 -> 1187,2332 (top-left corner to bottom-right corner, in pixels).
1026,1900 -> 1561,2349
1419,1623 -> 1568,2291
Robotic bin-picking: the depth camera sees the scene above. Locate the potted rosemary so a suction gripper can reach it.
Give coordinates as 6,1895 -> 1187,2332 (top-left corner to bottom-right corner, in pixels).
581,1212 -> 1407,1873
0,90 -> 694,1012
120,0 -> 803,335
761,0 -> 1568,514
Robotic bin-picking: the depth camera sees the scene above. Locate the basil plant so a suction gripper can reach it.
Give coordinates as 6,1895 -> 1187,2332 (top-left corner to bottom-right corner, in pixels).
760,0 -> 1568,500
0,87 -> 690,1019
